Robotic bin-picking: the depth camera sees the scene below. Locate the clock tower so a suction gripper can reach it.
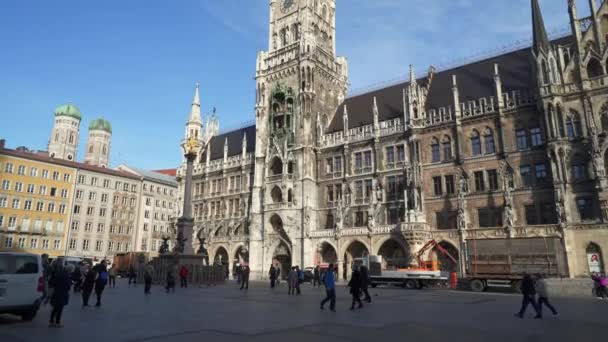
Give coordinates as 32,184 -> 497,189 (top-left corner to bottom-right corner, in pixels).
248,0 -> 348,275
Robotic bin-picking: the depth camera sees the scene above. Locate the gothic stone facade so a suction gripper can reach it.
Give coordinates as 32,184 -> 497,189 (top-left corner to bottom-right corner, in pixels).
179,0 -> 608,279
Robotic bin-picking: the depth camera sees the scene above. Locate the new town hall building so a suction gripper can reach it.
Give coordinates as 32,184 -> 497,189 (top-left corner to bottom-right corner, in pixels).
179,0 -> 608,279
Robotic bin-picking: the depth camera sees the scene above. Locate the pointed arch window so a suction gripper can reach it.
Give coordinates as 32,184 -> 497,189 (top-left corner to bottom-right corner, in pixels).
587,57 -> 603,78
566,110 -> 583,139
69,133 -> 74,144
541,59 -> 550,85
431,137 -> 440,163
54,133 -> 59,142
571,154 -> 588,182
442,136 -> 453,161
470,130 -> 482,156
483,128 -> 495,155
516,123 -> 528,150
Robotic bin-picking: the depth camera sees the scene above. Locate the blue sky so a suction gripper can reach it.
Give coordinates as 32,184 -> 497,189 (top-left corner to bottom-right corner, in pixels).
0,0 -> 586,169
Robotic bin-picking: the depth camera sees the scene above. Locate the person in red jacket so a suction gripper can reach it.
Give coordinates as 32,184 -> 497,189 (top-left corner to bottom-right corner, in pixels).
179,266 -> 189,288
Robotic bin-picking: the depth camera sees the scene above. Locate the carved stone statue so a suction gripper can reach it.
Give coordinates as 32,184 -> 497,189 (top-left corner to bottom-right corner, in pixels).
159,237 -> 170,254
367,206 -> 375,232
197,237 -> 208,255
555,188 -> 566,224
457,207 -> 466,231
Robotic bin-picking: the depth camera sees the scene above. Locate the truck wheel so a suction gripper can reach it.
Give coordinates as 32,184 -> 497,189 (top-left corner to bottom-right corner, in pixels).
470,279 -> 486,292
404,279 -> 418,289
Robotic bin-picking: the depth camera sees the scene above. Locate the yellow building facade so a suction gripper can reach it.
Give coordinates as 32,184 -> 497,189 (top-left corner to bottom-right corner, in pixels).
0,147 -> 77,257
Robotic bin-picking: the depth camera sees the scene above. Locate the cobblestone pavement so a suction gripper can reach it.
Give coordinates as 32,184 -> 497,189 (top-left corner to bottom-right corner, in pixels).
1,279 -> 607,342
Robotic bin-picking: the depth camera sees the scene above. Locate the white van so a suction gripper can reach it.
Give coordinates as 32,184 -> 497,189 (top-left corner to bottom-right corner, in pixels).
0,252 -> 44,321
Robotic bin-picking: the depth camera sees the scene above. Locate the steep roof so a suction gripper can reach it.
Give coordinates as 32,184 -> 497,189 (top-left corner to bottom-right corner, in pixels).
152,169 -> 177,177
119,165 -> 177,186
0,144 -> 139,180
327,37 -> 573,133
204,125 -> 256,162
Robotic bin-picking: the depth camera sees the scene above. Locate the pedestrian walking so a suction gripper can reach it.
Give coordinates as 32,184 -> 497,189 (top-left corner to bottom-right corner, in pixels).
166,266 -> 176,293
535,274 -> 558,318
128,265 -> 137,287
360,266 -> 372,303
313,265 -> 321,288
515,274 -> 541,319
592,273 -> 608,299
276,265 -> 281,286
236,264 -> 242,285
71,264 -> 82,293
49,264 -> 72,328
179,265 -> 189,288
320,263 -> 336,312
269,264 -> 277,288
296,266 -> 303,295
41,254 -> 51,304
108,266 -> 117,288
348,268 -> 363,310
288,267 -> 298,295
144,262 -> 154,294
240,264 -> 250,290
93,261 -> 108,307
81,264 -> 96,307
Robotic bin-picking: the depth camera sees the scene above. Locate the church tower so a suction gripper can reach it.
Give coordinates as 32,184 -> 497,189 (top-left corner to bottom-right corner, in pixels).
84,118 -> 112,168
249,0 -> 348,273
48,103 -> 81,162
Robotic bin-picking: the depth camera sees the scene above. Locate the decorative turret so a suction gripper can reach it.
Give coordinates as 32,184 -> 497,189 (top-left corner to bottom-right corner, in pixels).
84,118 -> 112,168
184,83 -> 203,143
531,0 -> 550,56
48,103 -> 81,161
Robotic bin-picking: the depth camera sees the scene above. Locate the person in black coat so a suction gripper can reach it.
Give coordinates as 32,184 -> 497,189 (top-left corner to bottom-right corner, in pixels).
269,264 -> 277,288
348,269 -> 363,310
93,261 -> 108,307
240,265 -> 250,290
515,274 -> 541,319
360,266 -> 372,303
49,264 -> 72,327
81,265 -> 97,307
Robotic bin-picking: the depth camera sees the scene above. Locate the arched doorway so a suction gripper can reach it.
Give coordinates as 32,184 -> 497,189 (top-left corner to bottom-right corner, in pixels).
430,241 -> 460,273
377,238 -> 410,269
586,242 -> 605,274
317,242 -> 338,264
270,214 -> 291,279
273,242 -> 291,280
343,240 -> 369,280
214,246 -> 229,278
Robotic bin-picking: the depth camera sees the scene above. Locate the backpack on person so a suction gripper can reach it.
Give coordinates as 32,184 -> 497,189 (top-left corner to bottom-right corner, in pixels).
98,271 -> 108,283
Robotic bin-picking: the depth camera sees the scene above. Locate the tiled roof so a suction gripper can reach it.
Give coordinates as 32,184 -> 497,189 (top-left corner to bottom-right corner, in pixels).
152,169 -> 177,177
0,146 -> 140,180
121,166 -> 177,187
327,36 -> 573,133
203,125 -> 256,162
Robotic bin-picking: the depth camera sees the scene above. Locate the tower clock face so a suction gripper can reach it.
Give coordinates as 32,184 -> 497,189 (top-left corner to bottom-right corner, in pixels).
281,0 -> 294,12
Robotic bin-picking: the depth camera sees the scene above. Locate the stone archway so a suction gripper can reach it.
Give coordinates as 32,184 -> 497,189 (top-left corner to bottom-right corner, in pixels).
430,240 -> 460,273
316,241 -> 338,265
377,238 -> 410,269
214,246 -> 229,267
270,214 -> 292,279
343,240 -> 369,280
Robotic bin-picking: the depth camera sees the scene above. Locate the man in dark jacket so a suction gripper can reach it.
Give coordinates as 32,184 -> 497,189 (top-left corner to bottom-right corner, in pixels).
313,265 -> 321,287
49,264 -> 71,327
93,261 -> 108,307
240,265 -> 250,290
269,264 -> 277,288
360,266 -> 372,303
81,265 -> 97,307
348,269 -> 363,310
515,274 -> 541,319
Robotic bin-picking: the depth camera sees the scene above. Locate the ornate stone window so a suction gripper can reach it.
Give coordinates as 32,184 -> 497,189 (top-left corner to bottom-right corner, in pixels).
431,137 -> 440,163
442,136 -> 452,161
470,130 -> 482,156
483,128 -> 495,155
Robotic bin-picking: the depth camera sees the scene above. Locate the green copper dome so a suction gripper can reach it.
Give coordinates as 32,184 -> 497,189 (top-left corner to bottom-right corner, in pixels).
89,118 -> 112,133
54,103 -> 82,120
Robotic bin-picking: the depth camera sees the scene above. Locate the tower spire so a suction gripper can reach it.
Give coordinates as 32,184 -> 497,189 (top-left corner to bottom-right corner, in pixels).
189,82 -> 202,123
531,0 -> 550,56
